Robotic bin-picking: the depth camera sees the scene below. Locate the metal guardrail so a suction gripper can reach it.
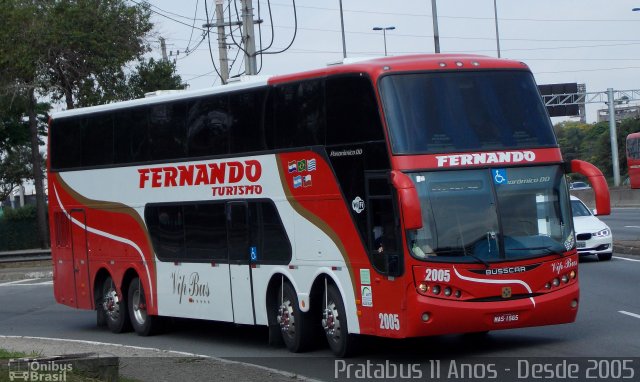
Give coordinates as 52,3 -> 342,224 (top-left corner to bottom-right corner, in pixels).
0,249 -> 52,263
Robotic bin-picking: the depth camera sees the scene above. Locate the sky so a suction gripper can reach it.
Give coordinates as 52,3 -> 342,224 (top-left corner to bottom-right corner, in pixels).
143,0 -> 640,123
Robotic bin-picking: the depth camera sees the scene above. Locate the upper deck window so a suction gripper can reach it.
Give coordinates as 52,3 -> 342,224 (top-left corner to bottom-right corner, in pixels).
379,70 -> 557,155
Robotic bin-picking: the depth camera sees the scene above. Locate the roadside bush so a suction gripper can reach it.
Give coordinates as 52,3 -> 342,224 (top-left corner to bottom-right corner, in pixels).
0,205 -> 40,251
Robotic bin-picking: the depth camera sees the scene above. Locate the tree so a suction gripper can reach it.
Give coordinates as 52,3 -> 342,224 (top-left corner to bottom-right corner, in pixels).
0,0 -> 49,247
127,58 -> 187,99
554,118 -> 640,183
42,0 -> 153,109
0,0 -> 153,248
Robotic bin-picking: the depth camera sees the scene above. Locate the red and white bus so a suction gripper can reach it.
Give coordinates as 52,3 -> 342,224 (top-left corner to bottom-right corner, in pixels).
48,54 -> 610,357
626,132 -> 640,189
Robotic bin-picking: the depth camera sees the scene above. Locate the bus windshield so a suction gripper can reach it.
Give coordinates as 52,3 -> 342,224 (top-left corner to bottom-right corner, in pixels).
407,165 -> 574,263
379,71 -> 556,154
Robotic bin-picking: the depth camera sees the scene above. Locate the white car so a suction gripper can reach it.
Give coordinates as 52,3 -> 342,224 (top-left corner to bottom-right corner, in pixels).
570,196 -> 613,261
570,181 -> 591,190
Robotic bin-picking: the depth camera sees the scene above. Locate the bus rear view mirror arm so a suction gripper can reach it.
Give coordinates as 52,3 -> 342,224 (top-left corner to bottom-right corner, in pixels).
390,170 -> 423,230
570,160 -> 611,216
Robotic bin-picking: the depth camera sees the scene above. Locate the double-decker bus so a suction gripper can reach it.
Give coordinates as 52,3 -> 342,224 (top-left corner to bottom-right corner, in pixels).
626,132 -> 640,189
48,54 -> 610,357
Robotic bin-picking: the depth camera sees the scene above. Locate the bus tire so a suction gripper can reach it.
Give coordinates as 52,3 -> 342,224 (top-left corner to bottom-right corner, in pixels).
102,276 -> 131,333
96,307 -> 107,328
277,281 -> 312,352
323,284 -> 357,357
128,277 -> 159,336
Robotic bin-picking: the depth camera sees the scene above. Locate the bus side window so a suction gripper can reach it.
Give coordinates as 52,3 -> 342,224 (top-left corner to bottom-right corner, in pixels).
273,80 -> 325,149
326,75 -> 384,145
367,177 -> 400,275
187,95 -> 230,157
149,102 -> 187,160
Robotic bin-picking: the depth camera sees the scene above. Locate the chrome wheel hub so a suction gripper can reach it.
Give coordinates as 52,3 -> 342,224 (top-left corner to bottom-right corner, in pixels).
322,302 -> 341,341
103,289 -> 120,321
132,288 -> 147,326
277,300 -> 295,336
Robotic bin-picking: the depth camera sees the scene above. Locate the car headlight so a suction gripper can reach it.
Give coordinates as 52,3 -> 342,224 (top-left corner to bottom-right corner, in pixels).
592,228 -> 611,237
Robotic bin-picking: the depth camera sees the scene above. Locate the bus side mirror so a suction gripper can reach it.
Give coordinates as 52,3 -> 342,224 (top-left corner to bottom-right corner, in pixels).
390,171 -> 423,230
570,160 -> 611,216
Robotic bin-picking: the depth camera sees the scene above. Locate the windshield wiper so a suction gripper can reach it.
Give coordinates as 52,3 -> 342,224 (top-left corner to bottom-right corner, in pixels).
508,246 -> 563,258
465,252 -> 490,268
436,247 -> 490,268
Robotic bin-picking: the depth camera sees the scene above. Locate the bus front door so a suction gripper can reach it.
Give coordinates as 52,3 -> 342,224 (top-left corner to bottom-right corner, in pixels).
70,209 -> 92,309
227,202 -> 256,325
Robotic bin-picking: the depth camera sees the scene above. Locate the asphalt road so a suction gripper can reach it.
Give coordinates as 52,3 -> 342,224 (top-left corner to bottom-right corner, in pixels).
599,208 -> 640,241
1,254 -> 639,381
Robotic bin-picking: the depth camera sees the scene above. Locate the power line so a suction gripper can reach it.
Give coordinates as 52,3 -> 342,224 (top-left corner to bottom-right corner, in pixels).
266,1 -> 640,23
260,0 -> 297,55
128,0 -> 207,31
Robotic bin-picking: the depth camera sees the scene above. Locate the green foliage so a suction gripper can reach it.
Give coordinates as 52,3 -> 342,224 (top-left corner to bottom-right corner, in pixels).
554,118 -> 640,182
41,0 -> 153,108
128,58 -> 188,99
3,204 -> 37,221
0,92 -> 48,201
0,211 -> 39,251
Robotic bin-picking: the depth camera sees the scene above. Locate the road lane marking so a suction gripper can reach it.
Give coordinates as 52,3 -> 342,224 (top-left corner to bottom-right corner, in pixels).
11,281 -> 53,286
623,226 -> 640,228
613,256 -> 640,262
619,311 -> 640,319
0,279 -> 38,286
0,335 -> 322,382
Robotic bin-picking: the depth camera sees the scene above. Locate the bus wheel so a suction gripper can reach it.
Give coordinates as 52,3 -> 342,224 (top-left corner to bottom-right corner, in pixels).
277,281 -> 312,352
96,286 -> 107,328
102,276 -> 131,333
323,284 -> 356,357
128,277 -> 159,336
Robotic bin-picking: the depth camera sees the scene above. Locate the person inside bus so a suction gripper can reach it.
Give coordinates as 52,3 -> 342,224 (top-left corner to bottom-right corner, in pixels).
374,218 -> 398,254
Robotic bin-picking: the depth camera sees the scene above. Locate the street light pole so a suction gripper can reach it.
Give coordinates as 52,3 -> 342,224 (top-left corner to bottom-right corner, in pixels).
431,0 -> 440,53
372,26 -> 395,56
339,0 -> 347,58
494,0 -> 501,57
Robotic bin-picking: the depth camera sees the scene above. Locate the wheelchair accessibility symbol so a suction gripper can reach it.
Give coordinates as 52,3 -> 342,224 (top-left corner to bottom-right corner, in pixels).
250,247 -> 257,262
493,169 -> 507,184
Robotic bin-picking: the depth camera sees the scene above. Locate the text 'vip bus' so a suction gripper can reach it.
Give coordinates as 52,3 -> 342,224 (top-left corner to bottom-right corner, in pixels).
48,54 -> 610,357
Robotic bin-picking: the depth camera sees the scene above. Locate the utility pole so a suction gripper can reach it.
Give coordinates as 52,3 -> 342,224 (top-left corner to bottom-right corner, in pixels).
541,88 -> 640,187
159,37 -> 169,61
203,0 -> 242,84
431,0 -> 440,53
493,0 -> 501,58
607,88 -> 621,187
241,0 -> 258,75
215,0 -> 229,83
338,0 -> 347,58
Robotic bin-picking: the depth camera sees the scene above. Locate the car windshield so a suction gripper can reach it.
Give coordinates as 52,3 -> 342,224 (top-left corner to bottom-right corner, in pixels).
379,71 -> 556,154
571,200 -> 592,217
407,165 -> 574,263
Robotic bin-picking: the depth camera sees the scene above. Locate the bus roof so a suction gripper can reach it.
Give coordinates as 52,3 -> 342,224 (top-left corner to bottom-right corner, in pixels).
51,54 -> 529,120
269,54 -> 529,85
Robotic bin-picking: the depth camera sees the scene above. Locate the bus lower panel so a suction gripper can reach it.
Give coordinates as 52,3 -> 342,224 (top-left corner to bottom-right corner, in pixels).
403,283 -> 579,337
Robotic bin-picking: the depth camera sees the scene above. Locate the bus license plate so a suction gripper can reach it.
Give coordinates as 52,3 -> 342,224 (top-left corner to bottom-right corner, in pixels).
493,313 -> 519,324
576,241 -> 586,248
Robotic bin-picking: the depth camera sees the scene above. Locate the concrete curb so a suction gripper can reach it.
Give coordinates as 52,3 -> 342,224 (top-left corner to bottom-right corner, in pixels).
613,241 -> 640,256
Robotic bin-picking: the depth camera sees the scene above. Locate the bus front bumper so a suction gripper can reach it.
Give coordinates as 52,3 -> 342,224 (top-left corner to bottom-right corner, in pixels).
403,283 -> 579,337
